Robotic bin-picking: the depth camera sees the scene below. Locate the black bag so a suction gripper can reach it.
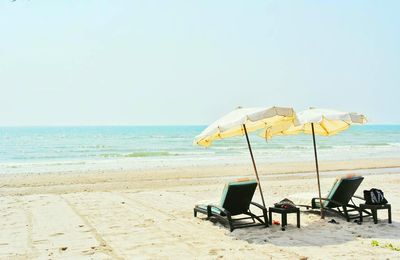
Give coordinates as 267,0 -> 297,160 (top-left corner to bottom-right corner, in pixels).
274,198 -> 297,209
363,188 -> 388,205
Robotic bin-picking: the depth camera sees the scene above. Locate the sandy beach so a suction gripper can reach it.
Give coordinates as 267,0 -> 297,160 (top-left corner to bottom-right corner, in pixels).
0,158 -> 399,259
3,0 -> 400,259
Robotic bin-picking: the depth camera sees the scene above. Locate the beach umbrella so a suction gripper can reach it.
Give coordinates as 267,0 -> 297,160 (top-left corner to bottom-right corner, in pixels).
282,108 -> 367,218
194,106 -> 297,208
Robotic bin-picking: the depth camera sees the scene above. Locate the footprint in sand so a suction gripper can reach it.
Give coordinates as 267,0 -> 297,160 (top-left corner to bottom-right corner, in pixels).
109,225 -> 120,229
50,232 -> 64,237
209,248 -> 218,255
209,248 -> 226,257
135,219 -> 155,227
82,249 -> 95,255
33,239 -> 48,244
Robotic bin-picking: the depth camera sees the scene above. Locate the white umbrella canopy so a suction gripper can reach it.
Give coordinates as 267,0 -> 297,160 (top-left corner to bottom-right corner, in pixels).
194,106 -> 298,208
283,108 -> 367,218
283,108 -> 367,136
194,106 -> 297,146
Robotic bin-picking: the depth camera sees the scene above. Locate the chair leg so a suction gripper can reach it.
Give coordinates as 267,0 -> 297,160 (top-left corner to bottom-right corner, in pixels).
227,214 -> 234,232
372,209 -> 378,224
263,209 -> 269,227
297,210 -> 300,228
194,209 -> 197,217
281,213 -> 287,231
268,210 -> 272,225
206,205 -> 212,219
248,209 -> 268,227
343,206 -> 350,222
388,205 -> 392,224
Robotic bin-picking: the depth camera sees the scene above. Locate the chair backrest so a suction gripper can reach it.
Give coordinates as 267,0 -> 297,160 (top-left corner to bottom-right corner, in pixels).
324,176 -> 364,208
220,179 -> 258,216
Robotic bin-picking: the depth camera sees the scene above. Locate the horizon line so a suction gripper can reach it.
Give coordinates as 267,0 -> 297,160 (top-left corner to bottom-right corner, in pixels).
0,124 -> 207,128
0,123 -> 399,128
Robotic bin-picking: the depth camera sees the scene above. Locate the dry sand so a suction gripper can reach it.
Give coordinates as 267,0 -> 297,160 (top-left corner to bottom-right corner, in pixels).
0,158 -> 399,259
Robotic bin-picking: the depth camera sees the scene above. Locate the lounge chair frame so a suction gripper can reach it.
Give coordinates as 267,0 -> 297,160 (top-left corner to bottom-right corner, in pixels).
194,180 -> 269,231
301,177 -> 372,221
308,196 -> 371,221
194,202 -> 268,232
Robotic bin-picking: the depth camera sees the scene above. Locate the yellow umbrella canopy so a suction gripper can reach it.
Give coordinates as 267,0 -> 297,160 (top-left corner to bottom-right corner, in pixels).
194,106 -> 297,146
282,108 -> 367,219
194,106 -> 297,208
283,108 -> 367,136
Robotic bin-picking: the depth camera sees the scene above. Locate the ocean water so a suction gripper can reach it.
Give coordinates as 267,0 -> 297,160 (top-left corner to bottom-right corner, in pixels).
0,125 -> 399,174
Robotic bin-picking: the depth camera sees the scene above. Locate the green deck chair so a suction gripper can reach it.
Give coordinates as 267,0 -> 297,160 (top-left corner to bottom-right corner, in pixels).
308,176 -> 368,221
194,179 -> 268,231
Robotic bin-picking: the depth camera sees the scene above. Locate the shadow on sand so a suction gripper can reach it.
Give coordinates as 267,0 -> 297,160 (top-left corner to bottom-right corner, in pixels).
205,210 -> 399,247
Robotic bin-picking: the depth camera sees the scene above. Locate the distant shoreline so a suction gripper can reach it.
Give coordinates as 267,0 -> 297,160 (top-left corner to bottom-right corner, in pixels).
1,157 -> 400,196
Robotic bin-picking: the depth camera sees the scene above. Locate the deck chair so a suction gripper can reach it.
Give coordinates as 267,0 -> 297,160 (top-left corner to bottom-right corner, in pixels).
306,176 -> 369,221
194,179 -> 268,231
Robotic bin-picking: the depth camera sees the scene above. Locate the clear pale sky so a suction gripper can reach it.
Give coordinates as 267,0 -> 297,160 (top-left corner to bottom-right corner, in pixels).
1,1 -> 399,126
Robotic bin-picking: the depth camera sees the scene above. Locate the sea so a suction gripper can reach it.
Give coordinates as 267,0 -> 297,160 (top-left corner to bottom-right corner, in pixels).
0,125 -> 399,174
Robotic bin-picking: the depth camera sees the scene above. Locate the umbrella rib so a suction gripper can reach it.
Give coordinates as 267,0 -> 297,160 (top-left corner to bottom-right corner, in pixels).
319,121 -> 330,135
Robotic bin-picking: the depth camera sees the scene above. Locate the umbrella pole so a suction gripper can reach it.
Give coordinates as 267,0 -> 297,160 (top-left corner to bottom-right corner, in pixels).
311,123 -> 325,219
243,124 -> 266,209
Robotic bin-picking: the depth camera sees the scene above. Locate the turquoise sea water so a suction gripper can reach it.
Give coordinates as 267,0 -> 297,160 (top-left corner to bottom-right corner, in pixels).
0,125 -> 399,173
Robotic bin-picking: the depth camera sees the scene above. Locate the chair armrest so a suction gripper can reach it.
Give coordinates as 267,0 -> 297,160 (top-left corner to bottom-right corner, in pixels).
297,204 -> 311,209
250,201 -> 267,211
350,195 -> 365,207
352,195 -> 365,200
311,197 -> 324,208
311,197 -> 345,208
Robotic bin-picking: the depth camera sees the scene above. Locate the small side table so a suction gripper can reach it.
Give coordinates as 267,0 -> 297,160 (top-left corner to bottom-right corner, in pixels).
269,207 -> 300,231
359,204 -> 392,224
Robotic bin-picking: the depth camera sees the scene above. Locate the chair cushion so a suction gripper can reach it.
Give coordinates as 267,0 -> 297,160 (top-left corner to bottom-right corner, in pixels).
316,175 -> 362,207
195,204 -> 224,215
220,179 -> 257,206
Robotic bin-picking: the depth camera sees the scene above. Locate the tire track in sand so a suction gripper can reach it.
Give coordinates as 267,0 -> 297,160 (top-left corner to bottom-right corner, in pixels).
116,191 -> 303,259
15,197 -> 39,259
61,195 -> 122,259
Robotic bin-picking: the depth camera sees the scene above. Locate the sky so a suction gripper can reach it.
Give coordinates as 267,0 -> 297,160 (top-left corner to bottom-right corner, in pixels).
1,1 -> 399,126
